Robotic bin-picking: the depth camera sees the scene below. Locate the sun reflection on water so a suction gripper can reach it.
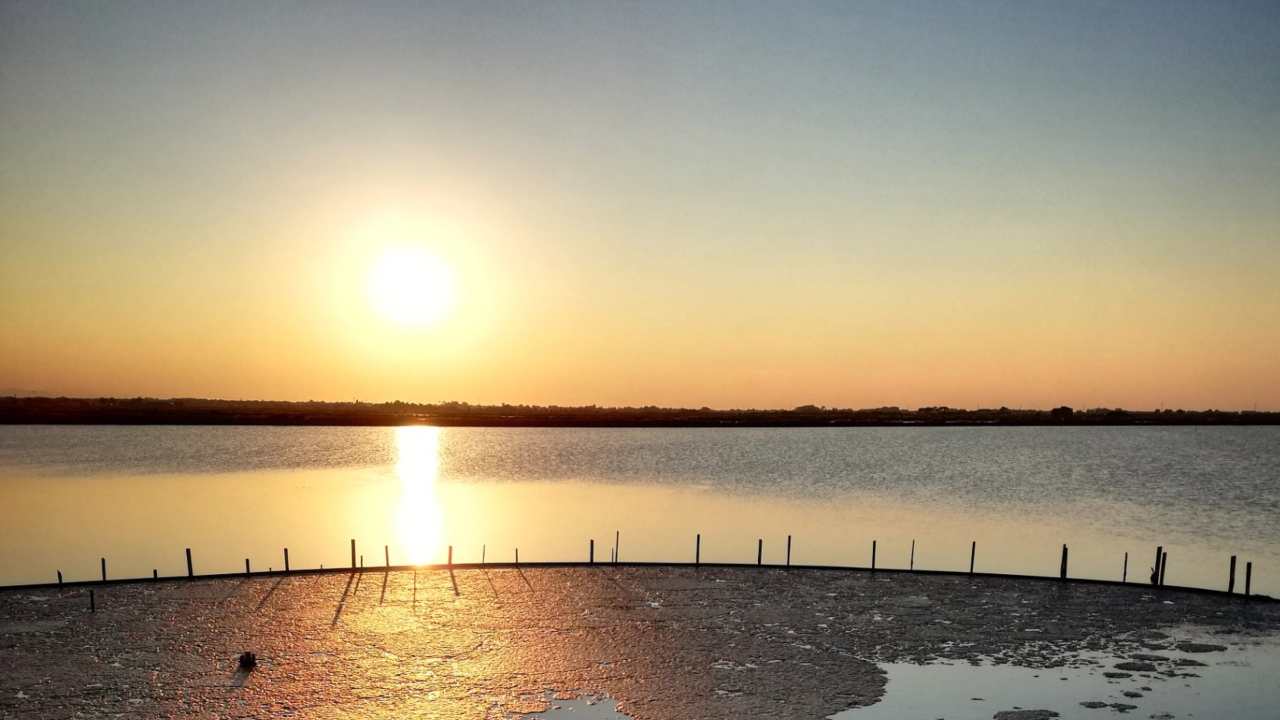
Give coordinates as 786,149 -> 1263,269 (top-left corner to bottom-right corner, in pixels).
395,426 -> 445,564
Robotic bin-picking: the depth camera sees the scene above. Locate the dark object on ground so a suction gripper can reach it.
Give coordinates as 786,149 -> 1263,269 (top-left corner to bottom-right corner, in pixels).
238,652 -> 256,670
993,710 -> 1059,720
1174,642 -> 1226,653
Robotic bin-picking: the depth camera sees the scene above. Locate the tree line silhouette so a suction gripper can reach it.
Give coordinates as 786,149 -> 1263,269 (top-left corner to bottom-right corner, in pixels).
2,396 -> 1276,427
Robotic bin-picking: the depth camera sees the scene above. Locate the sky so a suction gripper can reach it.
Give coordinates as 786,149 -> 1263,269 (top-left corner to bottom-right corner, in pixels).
1,1 -> 1278,410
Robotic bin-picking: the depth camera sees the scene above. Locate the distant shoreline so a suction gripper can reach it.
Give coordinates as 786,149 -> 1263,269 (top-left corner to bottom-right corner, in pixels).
3,396 -> 1277,427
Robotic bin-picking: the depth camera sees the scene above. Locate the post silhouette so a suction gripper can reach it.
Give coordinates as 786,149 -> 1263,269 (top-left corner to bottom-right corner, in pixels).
350,539 -> 356,570
969,541 -> 976,574
1151,546 -> 1162,585
245,558 -> 250,575
695,534 -> 701,566
786,535 -> 792,566
1122,552 -> 1128,583
284,547 -> 290,573
1059,545 -> 1068,580
57,570 -> 62,585
385,545 -> 390,568
100,557 -> 106,582
872,540 -> 877,571
589,539 -> 594,564
1159,551 -> 1168,586
448,545 -> 453,567
909,539 -> 915,571
614,530 -> 620,564
1228,555 -> 1237,594
757,538 -> 763,566
1245,561 -> 1253,597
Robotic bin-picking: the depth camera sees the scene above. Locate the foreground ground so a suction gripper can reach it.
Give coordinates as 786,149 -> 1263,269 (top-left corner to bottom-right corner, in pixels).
1,567 -> 1277,719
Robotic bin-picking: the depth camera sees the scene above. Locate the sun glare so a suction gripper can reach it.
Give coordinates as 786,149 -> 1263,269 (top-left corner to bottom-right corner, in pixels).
369,247 -> 456,327
395,425 -> 445,564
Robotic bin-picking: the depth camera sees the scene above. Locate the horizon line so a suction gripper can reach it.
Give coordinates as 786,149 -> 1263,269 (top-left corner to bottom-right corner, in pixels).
2,394 -> 1276,416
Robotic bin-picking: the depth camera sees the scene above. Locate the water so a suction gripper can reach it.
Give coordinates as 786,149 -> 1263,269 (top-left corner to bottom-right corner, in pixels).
832,630 -> 1280,720
526,694 -> 632,719
1,425 -> 1277,593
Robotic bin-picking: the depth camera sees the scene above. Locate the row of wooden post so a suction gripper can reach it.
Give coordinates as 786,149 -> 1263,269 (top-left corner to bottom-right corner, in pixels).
63,537 -> 1257,602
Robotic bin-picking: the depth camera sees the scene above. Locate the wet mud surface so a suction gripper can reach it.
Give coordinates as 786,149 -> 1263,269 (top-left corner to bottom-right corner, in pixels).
1,567 -> 1277,719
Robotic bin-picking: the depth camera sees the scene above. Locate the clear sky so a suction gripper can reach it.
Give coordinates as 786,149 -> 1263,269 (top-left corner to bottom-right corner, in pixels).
2,1 -> 1278,410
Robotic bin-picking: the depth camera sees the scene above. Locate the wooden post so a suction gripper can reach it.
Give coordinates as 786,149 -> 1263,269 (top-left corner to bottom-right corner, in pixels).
515,548 -> 519,565
100,557 -> 106,582
872,540 -> 877,570
482,544 -> 486,564
185,548 -> 193,578
1122,552 -> 1128,583
786,535 -> 792,567
1229,555 -> 1237,594
284,547 -> 290,573
1159,550 -> 1168,586
1152,546 -> 1162,585
57,570 -> 63,585
615,530 -> 620,564
589,539 -> 594,564
152,569 -> 158,580
695,534 -> 701,566
350,539 -> 356,569
910,539 -> 915,571
89,589 -> 95,613
1059,544 -> 1068,580
757,538 -> 763,566
1245,561 -> 1252,597
245,558 -> 250,575
385,545 -> 390,568
448,545 -> 453,567
360,555 -> 364,569
969,541 -> 976,574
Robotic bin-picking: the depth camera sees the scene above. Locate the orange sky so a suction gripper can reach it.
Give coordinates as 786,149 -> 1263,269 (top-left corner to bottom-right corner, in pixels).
2,3 -> 1278,410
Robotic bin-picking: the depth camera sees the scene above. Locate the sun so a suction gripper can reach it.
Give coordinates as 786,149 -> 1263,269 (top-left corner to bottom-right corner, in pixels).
368,246 -> 456,327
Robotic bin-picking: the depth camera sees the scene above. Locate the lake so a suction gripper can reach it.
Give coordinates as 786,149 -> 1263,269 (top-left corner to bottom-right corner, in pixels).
1,425 -> 1277,594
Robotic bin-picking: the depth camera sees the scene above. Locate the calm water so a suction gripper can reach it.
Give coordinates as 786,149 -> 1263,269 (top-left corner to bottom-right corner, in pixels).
1,425 -> 1277,593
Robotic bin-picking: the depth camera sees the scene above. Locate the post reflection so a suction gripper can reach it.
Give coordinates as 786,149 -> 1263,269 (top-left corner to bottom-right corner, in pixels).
394,425 -> 445,564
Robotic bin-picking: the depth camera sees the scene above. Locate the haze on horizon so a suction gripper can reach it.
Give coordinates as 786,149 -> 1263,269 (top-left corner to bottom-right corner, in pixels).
2,2 -> 1278,412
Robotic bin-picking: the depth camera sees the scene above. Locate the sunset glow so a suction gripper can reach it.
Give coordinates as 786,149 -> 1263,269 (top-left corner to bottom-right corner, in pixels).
0,3 -> 1277,410
368,247 -> 456,328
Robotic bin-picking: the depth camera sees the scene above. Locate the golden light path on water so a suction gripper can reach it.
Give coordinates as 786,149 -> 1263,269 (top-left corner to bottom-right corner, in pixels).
394,426 -> 445,565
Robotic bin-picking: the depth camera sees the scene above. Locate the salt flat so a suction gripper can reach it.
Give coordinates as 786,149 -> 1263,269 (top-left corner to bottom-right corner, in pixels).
1,567 -> 1277,719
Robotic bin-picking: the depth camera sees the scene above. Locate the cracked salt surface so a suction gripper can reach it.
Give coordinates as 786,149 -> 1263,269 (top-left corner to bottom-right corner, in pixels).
4,568 -> 1279,719
831,629 -> 1280,720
